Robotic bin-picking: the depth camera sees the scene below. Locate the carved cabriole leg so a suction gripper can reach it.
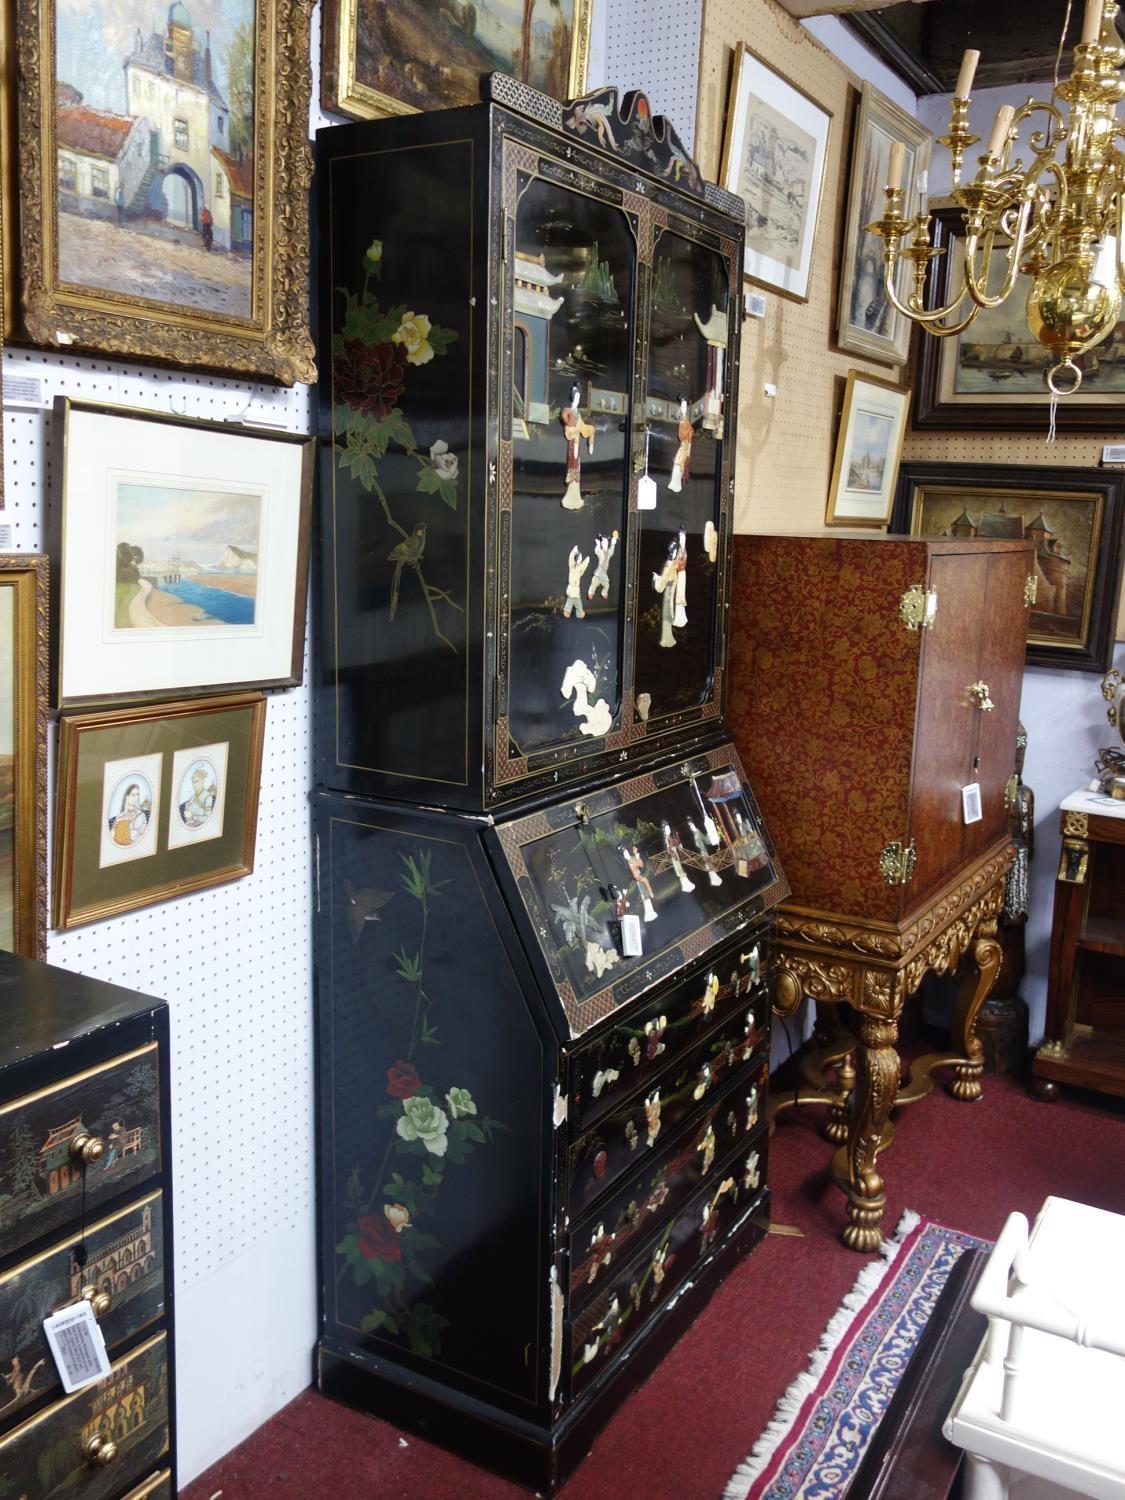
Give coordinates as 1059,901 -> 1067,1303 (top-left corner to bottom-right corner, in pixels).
825,1045 -> 855,1145
843,1013 -> 901,1253
949,917 -> 1002,1101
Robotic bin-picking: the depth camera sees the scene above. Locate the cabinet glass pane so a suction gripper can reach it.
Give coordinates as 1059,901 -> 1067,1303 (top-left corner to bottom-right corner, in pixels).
507,178 -> 635,754
634,231 -> 728,721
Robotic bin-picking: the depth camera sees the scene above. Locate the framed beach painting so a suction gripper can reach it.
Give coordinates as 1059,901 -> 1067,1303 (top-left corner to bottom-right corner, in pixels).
53,691 -> 265,929
57,400 -> 313,707
826,372 -> 909,527
837,83 -> 931,367
891,462 -> 1125,672
0,557 -> 49,958
719,43 -> 832,301
321,0 -> 593,120
14,0 -> 316,383
913,209 -> 1125,430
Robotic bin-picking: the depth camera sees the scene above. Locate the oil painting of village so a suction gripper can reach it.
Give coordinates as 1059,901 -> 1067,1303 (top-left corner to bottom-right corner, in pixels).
54,0 -> 255,320
113,479 -> 261,632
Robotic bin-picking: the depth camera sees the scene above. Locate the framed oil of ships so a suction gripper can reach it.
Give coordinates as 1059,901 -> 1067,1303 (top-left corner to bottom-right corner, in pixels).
56,401 -> 313,707
892,461 -> 1125,671
913,209 -> 1125,430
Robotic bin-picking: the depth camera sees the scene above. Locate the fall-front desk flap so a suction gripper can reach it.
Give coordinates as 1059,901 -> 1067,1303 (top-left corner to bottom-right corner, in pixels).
490,743 -> 789,1038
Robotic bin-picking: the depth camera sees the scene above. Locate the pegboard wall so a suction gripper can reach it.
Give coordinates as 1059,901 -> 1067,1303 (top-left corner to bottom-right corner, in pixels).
603,0 -> 704,142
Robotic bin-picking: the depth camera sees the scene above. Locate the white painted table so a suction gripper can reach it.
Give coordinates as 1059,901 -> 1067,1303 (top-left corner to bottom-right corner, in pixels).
945,1196 -> 1125,1499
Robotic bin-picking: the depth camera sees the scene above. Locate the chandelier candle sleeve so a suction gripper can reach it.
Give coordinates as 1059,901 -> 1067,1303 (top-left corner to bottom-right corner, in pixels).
1082,0 -> 1105,47
955,48 -> 981,99
986,104 -> 1015,159
887,141 -> 906,191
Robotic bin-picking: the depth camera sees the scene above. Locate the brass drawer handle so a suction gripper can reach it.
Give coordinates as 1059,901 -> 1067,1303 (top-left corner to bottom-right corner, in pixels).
80,1285 -> 112,1318
968,681 -> 995,712
84,1435 -> 118,1467
70,1132 -> 105,1165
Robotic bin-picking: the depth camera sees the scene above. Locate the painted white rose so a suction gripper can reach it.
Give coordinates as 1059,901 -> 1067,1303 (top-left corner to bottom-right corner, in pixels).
397,1094 -> 449,1156
430,439 -> 459,481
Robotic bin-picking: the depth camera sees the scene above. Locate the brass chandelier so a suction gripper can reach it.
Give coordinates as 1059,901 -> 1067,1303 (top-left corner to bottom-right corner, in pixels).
867,0 -> 1125,396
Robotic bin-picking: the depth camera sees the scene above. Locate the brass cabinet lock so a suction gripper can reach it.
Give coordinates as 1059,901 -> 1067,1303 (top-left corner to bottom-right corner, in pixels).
70,1132 -> 105,1165
84,1435 -> 118,1467
968,681 -> 995,712
80,1284 -> 112,1318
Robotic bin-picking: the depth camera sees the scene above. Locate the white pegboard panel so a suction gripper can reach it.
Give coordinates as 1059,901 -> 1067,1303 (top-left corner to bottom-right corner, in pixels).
603,0 -> 704,148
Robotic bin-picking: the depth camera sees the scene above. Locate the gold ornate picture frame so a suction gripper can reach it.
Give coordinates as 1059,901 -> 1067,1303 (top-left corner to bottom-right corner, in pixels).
825,371 -> 909,527
0,556 -> 49,958
14,0 -> 316,385
321,0 -> 592,120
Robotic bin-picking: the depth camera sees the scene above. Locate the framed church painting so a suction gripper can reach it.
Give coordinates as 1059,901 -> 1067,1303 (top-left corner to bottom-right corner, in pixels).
14,0 -> 316,384
321,0 -> 593,121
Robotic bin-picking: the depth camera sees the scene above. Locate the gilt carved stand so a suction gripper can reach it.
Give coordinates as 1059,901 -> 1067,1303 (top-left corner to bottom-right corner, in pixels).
772,843 -> 1013,1251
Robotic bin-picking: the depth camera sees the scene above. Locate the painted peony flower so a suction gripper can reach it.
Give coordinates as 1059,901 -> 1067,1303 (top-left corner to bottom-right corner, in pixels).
445,1085 -> 476,1120
383,1202 -> 411,1234
357,1213 -> 401,1263
397,1094 -> 449,1156
386,1060 -> 421,1099
394,311 -> 435,366
429,439 -> 459,481
334,338 -> 406,420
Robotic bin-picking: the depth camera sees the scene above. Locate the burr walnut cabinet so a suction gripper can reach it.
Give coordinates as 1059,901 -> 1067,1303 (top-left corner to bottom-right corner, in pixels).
728,534 -> 1033,1250
311,78 -> 788,1490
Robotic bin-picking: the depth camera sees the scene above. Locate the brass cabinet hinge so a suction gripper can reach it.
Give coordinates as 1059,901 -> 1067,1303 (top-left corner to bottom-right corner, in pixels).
1023,573 -> 1038,607
879,838 -> 917,886
899,584 -> 937,632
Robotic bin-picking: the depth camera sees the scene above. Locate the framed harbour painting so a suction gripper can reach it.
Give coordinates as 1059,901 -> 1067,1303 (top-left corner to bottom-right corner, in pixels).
891,462 -> 1125,671
321,0 -> 593,120
57,400 -> 313,707
913,209 -> 1125,430
53,692 -> 266,929
14,0 -> 316,383
719,42 -> 832,302
0,556 -> 49,958
837,83 -> 931,367
825,372 -> 908,527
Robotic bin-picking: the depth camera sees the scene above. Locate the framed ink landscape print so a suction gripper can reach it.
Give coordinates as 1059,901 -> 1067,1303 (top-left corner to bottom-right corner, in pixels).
826,372 -> 908,527
837,83 -> 931,367
892,462 -> 1125,671
0,557 -> 49,958
57,400 -> 313,707
719,43 -> 832,301
913,209 -> 1125,430
321,0 -> 592,120
15,0 -> 316,384
53,691 -> 265,929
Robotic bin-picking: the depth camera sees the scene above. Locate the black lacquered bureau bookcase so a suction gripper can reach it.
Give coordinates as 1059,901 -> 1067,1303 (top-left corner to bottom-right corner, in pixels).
311,74 -> 788,1491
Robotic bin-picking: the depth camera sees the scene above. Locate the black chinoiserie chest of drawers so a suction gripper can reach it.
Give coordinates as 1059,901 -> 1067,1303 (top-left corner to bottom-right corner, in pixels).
0,953 -> 175,1500
311,73 -> 788,1492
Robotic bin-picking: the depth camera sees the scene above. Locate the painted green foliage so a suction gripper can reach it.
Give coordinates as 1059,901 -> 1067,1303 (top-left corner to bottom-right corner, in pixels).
331,237 -> 463,648
336,850 -> 507,1361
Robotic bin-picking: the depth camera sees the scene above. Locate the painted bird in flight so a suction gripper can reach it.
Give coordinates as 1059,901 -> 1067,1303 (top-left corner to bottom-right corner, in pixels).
387,523 -> 427,620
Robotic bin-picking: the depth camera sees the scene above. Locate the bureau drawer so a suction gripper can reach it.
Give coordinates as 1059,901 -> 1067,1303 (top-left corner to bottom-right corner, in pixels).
569,929 -> 771,1134
123,1471 -> 172,1500
0,1045 -> 163,1261
0,1192 -> 165,1420
568,1167 -> 768,1399
568,1010 -> 768,1219
568,1076 -> 768,1308
0,1331 -> 169,1500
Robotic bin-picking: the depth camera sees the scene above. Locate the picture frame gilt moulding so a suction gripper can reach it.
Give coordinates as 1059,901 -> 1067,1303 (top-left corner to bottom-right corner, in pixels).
53,692 -> 266,930
13,0 -> 316,384
57,400 -> 314,708
321,0 -> 592,120
0,557 -> 49,959
719,42 -> 832,302
825,371 -> 909,527
892,461 -> 1125,672
837,82 -> 931,367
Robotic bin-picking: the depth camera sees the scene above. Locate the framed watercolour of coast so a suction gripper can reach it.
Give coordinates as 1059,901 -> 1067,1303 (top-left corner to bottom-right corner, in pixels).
321,0 -> 592,120
826,372 -> 908,527
913,209 -> 1125,430
14,0 -> 316,384
57,401 -> 313,707
53,692 -> 265,929
0,557 -> 49,958
719,43 -> 832,302
891,462 -> 1125,672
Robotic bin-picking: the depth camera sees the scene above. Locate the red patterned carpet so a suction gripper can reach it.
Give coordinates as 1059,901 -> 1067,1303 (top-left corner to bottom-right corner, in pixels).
182,1060 -> 1125,1499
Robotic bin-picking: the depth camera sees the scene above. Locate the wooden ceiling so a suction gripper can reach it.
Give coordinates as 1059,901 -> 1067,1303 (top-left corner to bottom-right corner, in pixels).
845,0 -> 1115,94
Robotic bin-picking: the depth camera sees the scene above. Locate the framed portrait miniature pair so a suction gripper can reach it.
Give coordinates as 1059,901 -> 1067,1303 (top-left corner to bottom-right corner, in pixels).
51,399 -> 313,930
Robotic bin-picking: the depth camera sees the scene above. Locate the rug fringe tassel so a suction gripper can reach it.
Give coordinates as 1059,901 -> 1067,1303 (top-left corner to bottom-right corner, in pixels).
722,1208 -> 922,1500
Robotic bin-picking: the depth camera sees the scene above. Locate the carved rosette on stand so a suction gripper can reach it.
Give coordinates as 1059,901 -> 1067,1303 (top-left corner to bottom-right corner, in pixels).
773,842 -> 1013,1251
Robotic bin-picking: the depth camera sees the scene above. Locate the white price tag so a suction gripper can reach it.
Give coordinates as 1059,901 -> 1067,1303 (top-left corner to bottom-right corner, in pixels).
42,1300 -> 111,1393
637,474 -> 657,510
620,913 -> 643,957
962,782 -> 983,825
